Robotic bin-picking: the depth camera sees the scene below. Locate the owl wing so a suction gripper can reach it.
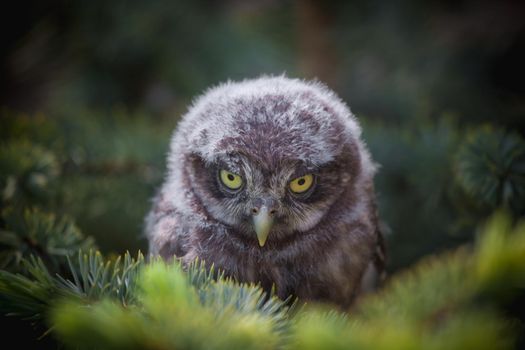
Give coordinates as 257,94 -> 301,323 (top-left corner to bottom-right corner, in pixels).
359,195 -> 387,293
373,224 -> 387,280
145,191 -> 188,260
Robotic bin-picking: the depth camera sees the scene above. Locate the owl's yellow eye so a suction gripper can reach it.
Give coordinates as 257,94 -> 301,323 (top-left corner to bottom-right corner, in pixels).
289,174 -> 314,194
219,169 -> 243,190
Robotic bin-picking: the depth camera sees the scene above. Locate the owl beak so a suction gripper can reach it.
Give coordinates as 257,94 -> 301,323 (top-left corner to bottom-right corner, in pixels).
252,206 -> 274,247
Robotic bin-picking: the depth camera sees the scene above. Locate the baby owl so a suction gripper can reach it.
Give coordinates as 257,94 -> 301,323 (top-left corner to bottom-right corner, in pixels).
146,76 -> 385,307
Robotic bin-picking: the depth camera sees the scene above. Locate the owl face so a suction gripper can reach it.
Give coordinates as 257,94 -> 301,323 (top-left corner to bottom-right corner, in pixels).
183,99 -> 361,247
189,150 -> 353,247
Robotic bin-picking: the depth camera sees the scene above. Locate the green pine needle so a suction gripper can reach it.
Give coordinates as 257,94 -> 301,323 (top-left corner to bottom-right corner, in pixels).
0,208 -> 95,273
53,260 -> 289,350
455,126 -> 525,215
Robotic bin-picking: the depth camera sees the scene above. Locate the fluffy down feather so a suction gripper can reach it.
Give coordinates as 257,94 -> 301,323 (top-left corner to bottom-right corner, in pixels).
146,75 -> 385,308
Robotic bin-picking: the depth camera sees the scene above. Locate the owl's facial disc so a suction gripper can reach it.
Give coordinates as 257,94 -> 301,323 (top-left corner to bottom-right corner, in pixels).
190,153 -> 345,247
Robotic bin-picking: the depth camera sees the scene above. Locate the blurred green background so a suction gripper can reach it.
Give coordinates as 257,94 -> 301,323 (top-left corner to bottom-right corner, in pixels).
1,0 -> 524,273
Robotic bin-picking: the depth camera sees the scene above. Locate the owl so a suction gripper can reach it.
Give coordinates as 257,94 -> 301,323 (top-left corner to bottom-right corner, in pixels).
146,76 -> 385,308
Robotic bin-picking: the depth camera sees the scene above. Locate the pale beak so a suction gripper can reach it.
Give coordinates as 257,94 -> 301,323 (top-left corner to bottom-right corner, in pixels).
252,206 -> 274,247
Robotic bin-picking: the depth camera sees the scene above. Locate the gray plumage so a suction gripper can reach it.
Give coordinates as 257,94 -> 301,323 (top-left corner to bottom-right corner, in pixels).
146,76 -> 385,308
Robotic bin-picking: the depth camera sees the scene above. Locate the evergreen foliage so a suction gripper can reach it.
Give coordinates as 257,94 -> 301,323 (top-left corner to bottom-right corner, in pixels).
1,112 -> 524,348
0,214 -> 522,349
0,208 -> 95,273
1,110 -> 170,253
53,261 -> 289,350
455,127 -> 525,217
0,141 -> 59,209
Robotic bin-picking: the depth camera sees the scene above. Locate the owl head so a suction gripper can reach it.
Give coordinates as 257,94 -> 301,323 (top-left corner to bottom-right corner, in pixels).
167,76 -> 376,248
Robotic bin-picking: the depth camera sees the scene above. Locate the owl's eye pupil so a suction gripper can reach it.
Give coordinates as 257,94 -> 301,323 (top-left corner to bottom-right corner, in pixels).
298,178 -> 305,185
227,174 -> 235,181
